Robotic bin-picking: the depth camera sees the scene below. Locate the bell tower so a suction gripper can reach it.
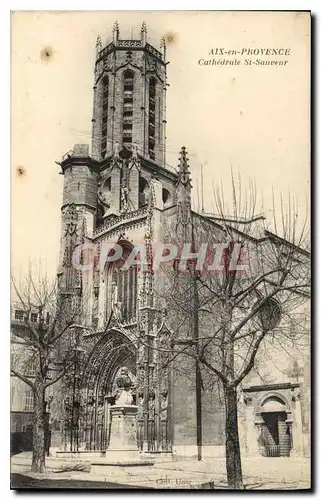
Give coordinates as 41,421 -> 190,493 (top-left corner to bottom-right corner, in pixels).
91,21 -> 167,166
90,22 -> 177,224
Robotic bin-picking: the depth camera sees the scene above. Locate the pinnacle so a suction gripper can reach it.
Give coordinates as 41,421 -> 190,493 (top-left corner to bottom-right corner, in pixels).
178,146 -> 190,170
95,34 -> 102,49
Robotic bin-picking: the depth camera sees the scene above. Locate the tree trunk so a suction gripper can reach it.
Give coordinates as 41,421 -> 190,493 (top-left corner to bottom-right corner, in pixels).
31,381 -> 46,473
224,385 -> 243,489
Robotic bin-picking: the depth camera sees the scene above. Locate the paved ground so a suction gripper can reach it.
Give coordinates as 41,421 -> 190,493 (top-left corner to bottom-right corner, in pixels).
11,452 -> 311,490
11,473 -> 144,489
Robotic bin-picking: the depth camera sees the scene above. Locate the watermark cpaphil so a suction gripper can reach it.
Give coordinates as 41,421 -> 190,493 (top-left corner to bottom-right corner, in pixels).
71,239 -> 249,276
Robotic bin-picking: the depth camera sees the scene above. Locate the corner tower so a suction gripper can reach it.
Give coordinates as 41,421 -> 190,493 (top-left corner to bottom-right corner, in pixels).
91,21 -> 167,165
57,144 -> 99,294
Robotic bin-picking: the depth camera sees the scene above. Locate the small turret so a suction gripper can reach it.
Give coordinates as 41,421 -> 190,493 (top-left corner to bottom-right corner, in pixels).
60,144 -> 99,213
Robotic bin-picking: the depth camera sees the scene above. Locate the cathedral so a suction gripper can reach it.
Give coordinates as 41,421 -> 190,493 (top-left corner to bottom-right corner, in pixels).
46,22 -> 310,460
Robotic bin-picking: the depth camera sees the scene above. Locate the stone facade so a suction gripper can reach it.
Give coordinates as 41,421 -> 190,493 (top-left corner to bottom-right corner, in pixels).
25,22 -> 310,460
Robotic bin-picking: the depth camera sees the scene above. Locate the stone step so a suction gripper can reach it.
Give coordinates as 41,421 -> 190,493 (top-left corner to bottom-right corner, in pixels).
141,452 -> 173,463
54,451 -> 104,461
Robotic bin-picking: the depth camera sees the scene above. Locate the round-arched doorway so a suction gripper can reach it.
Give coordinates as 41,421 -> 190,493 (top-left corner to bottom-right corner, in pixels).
258,395 -> 292,457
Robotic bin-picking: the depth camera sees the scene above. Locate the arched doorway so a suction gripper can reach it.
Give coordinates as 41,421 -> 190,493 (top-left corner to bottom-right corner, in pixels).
81,329 -> 136,451
258,395 -> 292,457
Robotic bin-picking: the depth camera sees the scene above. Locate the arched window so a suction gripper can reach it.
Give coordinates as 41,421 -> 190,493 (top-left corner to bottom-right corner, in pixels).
101,76 -> 109,158
148,77 -> 156,159
162,187 -> 172,208
123,70 -> 134,148
105,244 -> 137,323
139,176 -> 149,207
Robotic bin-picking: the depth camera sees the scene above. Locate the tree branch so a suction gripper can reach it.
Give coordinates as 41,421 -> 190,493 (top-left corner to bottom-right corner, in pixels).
44,368 -> 68,389
199,356 -> 228,385
232,330 -> 266,387
11,369 -> 35,390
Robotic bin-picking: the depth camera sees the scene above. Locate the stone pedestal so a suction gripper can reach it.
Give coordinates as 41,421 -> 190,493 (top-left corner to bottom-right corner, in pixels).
91,405 -> 154,471
107,404 -> 139,458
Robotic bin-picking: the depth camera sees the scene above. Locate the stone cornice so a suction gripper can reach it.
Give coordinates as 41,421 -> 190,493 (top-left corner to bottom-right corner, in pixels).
243,382 -> 300,393
93,207 -> 148,238
60,155 -> 100,174
96,40 -> 165,65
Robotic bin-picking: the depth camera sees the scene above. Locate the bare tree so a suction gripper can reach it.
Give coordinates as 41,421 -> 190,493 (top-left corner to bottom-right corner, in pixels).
11,267 -> 86,473
152,176 -> 310,489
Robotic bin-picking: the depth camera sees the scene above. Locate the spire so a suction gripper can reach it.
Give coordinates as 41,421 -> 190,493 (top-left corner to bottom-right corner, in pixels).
160,36 -> 166,60
95,34 -> 102,55
113,21 -> 119,43
141,21 -> 147,44
176,146 -> 192,230
177,146 -> 192,186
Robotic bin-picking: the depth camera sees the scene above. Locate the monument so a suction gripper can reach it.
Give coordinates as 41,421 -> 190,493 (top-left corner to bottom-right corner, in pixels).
91,367 -> 153,471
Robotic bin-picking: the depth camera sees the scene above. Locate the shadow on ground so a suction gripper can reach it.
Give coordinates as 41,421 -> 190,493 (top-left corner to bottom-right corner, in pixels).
11,473 -> 147,490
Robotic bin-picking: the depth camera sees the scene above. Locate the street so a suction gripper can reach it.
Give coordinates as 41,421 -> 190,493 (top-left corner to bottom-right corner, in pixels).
11,473 -> 146,490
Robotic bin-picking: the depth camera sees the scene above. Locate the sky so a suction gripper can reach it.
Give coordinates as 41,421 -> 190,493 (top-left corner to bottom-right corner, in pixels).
11,11 -> 310,279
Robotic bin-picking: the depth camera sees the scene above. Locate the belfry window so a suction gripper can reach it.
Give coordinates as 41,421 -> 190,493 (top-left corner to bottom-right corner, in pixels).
148,77 -> 156,160
101,76 -> 109,158
122,70 -> 134,148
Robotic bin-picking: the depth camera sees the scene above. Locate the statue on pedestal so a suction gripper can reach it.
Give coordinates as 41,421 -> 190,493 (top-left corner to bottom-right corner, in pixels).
104,367 -> 140,458
114,367 -> 133,406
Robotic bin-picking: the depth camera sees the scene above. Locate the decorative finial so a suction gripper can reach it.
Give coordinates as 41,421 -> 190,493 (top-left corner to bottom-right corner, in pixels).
178,146 -> 189,170
96,34 -> 102,48
160,37 -> 166,59
177,146 -> 192,187
113,21 -> 119,43
141,21 -> 147,43
95,34 -> 102,55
